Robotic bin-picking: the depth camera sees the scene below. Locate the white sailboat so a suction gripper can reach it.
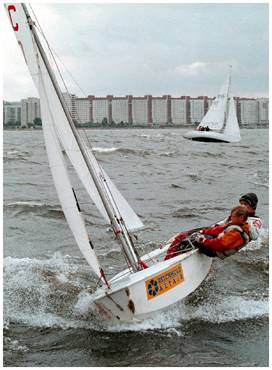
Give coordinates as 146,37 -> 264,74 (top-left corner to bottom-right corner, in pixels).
6,4 -> 212,322
183,67 -> 241,143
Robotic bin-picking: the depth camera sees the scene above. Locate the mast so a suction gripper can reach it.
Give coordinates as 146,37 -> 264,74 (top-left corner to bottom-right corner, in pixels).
22,4 -> 141,272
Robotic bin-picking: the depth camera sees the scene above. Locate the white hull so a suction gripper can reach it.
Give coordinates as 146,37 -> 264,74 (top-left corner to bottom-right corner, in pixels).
92,247 -> 212,322
183,130 -> 240,143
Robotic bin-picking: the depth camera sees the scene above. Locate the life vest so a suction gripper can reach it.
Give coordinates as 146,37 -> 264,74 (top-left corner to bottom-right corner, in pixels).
214,224 -> 250,259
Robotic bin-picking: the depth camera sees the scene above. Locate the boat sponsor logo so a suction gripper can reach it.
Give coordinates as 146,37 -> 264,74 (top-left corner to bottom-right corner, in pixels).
145,263 -> 184,300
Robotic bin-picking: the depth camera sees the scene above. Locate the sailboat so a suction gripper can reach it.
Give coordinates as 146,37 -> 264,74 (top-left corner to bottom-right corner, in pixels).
183,67 -> 241,143
6,4 -> 212,322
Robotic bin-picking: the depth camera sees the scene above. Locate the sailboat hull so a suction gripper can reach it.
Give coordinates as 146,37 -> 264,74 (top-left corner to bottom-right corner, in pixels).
183,130 -> 240,143
92,248 -> 212,322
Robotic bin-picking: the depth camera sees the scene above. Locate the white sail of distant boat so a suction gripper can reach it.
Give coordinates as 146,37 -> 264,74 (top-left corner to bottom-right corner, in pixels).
183,66 -> 241,143
223,95 -> 241,141
6,3 -> 212,322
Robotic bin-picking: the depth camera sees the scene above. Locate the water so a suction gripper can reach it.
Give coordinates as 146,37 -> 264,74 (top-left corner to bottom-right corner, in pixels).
3,128 -> 269,366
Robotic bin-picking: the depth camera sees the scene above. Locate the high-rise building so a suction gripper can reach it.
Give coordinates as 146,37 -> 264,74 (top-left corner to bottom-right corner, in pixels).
190,97 -> 206,124
152,96 -> 168,126
239,98 -> 259,126
74,98 -> 90,125
3,94 -> 269,128
112,97 -> 129,124
21,97 -> 40,127
3,101 -> 21,125
131,96 -> 149,125
62,92 -> 77,121
171,97 -> 189,125
257,98 -> 269,125
92,97 -> 108,124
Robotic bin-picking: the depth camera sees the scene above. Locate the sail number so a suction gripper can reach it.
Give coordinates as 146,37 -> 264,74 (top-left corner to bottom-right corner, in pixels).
7,5 -> 19,31
145,263 -> 184,300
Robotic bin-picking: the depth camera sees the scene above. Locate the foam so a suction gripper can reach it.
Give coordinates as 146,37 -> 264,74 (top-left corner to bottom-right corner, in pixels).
92,147 -> 119,153
4,255 -> 268,331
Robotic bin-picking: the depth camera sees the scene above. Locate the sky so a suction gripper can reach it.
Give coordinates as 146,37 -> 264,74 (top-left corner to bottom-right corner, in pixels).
2,2 -> 269,102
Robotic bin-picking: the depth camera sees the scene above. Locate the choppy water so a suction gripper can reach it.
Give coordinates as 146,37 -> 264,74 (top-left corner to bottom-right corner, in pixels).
4,128 -> 269,366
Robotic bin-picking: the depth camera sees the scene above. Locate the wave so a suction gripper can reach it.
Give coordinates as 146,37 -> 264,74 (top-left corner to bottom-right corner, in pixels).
159,151 -> 177,157
106,296 -> 268,333
170,183 -> 186,189
188,151 -> 226,159
3,253 -> 268,331
133,133 -> 164,140
250,181 -> 269,188
170,206 -> 227,219
92,147 -> 119,153
4,201 -> 65,219
92,146 -> 153,157
4,150 -> 40,165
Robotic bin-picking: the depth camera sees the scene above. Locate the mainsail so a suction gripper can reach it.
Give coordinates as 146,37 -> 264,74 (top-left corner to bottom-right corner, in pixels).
198,69 -> 231,131
6,3 -> 143,275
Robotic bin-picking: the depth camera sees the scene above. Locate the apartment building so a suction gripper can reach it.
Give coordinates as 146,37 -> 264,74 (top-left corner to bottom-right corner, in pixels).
62,92 -> 77,121
190,97 -> 206,124
75,98 -> 90,124
171,97 -> 189,125
3,101 -> 21,125
92,97 -> 108,124
257,98 -> 269,125
21,97 -> 40,127
152,96 -> 168,125
111,96 -> 130,124
131,96 -> 149,125
3,94 -> 269,128
238,98 -> 259,126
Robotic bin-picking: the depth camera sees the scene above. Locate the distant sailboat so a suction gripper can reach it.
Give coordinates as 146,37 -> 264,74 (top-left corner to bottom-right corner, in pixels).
6,3 -> 212,322
184,67 -> 241,143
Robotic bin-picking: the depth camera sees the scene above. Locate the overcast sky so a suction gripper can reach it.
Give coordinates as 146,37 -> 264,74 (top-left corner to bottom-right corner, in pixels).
3,2 -> 269,101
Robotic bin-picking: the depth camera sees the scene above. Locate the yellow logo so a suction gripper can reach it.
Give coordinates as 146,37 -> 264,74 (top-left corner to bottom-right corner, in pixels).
145,263 -> 184,300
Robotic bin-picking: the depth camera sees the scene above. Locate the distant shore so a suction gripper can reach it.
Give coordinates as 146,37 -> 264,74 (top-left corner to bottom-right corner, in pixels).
3,124 -> 269,131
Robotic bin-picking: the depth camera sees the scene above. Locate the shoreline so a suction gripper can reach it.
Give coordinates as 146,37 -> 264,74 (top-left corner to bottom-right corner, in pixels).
3,125 -> 269,131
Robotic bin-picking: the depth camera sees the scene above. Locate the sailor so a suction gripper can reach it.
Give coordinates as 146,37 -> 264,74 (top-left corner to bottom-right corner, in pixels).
194,205 -> 250,259
164,193 -> 262,261
216,193 -> 263,241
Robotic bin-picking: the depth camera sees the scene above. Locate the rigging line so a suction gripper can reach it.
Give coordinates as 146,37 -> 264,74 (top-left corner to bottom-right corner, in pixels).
29,3 -> 88,98
30,5 -> 97,155
30,6 -> 87,133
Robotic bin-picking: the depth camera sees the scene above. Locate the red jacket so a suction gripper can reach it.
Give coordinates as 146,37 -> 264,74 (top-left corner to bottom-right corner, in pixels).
201,223 -> 250,252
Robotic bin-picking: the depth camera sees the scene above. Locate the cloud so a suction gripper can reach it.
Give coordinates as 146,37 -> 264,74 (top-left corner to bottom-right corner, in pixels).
175,62 -> 209,77
2,3 -> 269,101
